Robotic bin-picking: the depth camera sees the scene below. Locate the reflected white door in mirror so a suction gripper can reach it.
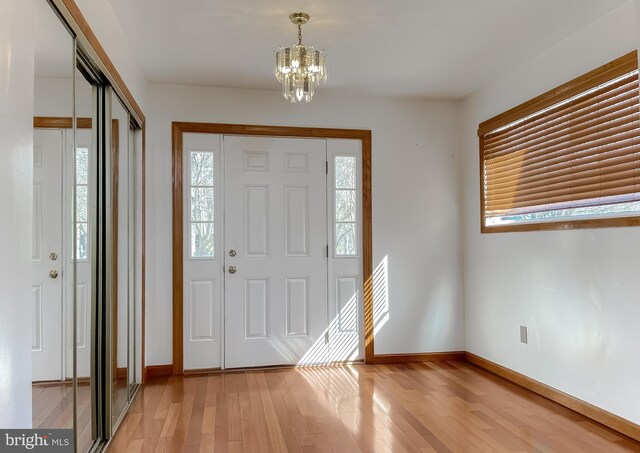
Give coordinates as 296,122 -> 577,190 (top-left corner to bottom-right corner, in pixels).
32,130 -> 64,382
32,128 -> 93,382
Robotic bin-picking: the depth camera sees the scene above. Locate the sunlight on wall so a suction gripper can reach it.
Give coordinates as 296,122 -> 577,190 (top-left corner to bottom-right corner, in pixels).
372,256 -> 389,336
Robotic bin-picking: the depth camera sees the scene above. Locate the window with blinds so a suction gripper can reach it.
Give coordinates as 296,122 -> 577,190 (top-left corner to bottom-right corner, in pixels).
478,52 -> 640,232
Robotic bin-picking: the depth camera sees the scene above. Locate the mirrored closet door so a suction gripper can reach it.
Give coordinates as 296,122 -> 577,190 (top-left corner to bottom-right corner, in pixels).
32,1 -> 142,451
109,90 -> 138,430
31,1 -> 75,437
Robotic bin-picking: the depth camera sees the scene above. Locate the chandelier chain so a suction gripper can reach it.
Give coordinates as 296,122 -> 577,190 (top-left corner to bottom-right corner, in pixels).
298,24 -> 302,45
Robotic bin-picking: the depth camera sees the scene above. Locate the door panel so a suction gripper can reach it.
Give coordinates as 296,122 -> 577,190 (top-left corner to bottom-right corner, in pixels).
64,128 -> 93,379
327,140 -> 364,362
183,133 -> 222,370
32,129 -> 63,381
224,136 -> 328,368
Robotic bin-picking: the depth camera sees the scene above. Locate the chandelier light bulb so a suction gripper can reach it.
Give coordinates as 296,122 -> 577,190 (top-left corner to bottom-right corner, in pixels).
274,12 -> 327,103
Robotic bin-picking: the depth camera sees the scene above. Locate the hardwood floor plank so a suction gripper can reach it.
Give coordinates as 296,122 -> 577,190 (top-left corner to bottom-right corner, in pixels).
160,402 -> 182,437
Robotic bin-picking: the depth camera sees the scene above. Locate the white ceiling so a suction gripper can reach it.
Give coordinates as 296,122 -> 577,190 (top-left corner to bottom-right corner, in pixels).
105,0 -> 628,98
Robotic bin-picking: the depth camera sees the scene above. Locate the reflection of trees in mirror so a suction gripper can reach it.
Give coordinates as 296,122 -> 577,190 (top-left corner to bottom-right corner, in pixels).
190,151 -> 215,257
75,148 -> 89,260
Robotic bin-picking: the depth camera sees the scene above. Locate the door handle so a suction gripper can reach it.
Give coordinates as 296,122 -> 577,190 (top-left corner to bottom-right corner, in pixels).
228,265 -> 237,274
228,249 -> 237,257
49,270 -> 59,279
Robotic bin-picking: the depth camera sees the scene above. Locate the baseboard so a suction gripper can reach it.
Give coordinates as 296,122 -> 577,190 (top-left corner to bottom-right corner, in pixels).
372,351 -> 466,364
116,367 -> 127,380
465,352 -> 640,443
33,377 -> 91,387
183,367 -> 222,375
145,364 -> 173,379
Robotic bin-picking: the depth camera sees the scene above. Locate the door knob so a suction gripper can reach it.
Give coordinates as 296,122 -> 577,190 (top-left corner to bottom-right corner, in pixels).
228,265 -> 237,274
228,249 -> 237,257
49,252 -> 58,261
49,270 -> 59,279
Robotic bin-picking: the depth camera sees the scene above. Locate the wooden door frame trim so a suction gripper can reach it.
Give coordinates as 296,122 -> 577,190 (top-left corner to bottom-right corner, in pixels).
171,121 -> 373,374
34,117 -> 93,129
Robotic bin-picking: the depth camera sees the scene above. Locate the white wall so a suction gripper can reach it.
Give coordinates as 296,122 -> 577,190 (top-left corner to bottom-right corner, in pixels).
145,85 -> 465,365
74,0 -> 147,111
0,0 -> 36,428
462,0 -> 640,424
34,78 -> 91,117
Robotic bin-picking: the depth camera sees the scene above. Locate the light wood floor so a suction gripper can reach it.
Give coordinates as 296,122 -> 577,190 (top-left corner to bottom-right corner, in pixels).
32,381 -> 93,450
108,361 -> 640,452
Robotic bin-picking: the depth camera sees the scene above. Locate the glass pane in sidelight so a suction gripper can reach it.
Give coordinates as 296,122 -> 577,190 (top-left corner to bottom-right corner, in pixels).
335,222 -> 357,256
190,151 -> 214,187
335,156 -> 356,189
191,222 -> 215,258
190,188 -> 214,222
336,189 -> 356,222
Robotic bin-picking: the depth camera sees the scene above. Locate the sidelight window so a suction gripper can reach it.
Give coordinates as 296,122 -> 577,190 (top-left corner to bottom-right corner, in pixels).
189,151 -> 215,257
334,155 -> 358,256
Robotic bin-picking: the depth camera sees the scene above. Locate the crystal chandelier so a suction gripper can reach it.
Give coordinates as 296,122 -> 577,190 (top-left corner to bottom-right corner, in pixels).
274,12 -> 327,103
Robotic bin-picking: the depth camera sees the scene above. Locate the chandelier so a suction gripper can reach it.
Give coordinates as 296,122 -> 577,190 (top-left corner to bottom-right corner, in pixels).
274,12 -> 327,103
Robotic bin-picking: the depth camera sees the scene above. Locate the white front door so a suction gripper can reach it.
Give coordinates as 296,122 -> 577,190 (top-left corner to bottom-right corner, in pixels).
223,136 -> 328,368
32,129 -> 64,381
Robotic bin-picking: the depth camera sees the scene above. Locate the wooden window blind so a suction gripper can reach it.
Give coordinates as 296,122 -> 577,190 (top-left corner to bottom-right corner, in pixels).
478,51 -> 640,232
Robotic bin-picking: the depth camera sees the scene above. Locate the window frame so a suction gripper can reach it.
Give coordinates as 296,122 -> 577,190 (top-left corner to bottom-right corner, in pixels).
478,51 -> 640,233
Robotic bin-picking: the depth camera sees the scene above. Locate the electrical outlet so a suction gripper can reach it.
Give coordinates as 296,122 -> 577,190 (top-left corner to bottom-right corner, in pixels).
520,325 -> 528,344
